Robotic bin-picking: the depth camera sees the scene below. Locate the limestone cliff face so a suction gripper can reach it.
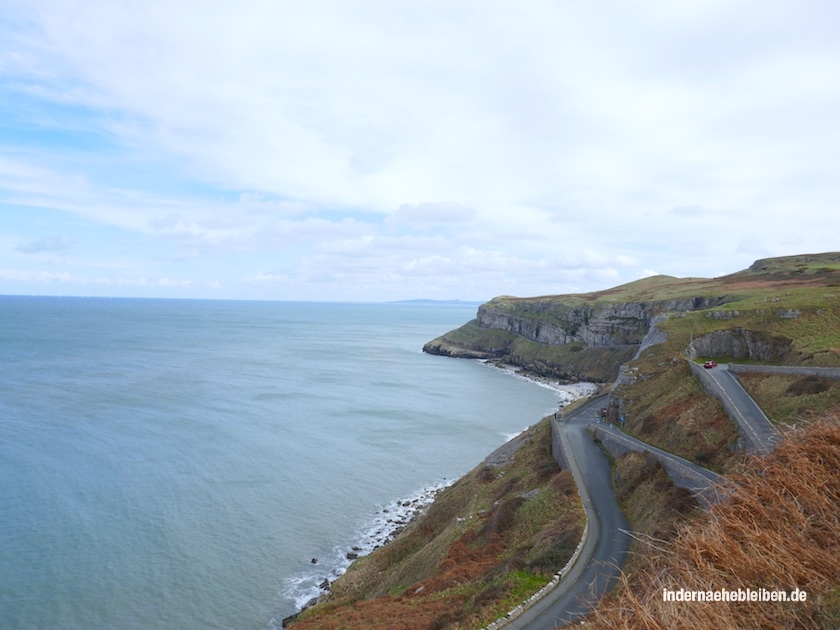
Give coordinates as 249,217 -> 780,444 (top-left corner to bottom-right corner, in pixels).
475,296 -> 728,349
688,329 -> 793,363
424,294 -> 733,383
424,251 -> 840,381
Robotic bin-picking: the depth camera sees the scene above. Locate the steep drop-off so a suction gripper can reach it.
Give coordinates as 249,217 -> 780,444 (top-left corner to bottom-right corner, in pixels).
424,253 -> 840,382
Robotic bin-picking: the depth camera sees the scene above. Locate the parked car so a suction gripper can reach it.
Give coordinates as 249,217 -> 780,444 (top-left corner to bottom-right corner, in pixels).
703,360 -> 718,369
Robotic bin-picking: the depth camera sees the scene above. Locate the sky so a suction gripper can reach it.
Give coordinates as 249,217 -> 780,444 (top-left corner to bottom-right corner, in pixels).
0,0 -> 838,302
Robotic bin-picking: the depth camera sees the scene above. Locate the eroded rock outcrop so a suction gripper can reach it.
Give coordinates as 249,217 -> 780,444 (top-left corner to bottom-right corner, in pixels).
474,296 -> 729,349
424,294 -> 732,382
688,328 -> 793,363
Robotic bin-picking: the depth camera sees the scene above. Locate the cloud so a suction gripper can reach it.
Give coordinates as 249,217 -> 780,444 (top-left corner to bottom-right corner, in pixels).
389,202 -> 477,226
16,235 -> 74,254
670,205 -> 708,217
736,236 -> 772,256
1,1 -> 838,299
157,277 -> 191,288
0,267 -> 106,285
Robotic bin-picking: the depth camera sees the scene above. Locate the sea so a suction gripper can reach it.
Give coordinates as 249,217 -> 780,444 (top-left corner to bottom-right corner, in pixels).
0,297 -> 588,630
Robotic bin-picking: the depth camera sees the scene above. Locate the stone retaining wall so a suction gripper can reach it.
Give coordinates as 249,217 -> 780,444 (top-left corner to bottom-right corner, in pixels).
550,414 -> 569,470
589,424 -> 723,509
727,364 -> 840,379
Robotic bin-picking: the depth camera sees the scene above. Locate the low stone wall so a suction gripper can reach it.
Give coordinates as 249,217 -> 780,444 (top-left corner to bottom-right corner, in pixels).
589,423 -> 723,509
550,415 -> 569,470
482,521 -> 590,630
687,360 -> 753,451
727,364 -> 840,379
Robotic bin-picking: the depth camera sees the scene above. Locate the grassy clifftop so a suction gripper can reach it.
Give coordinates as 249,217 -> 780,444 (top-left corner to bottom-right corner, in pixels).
606,253 -> 840,472
292,253 -> 840,628
424,252 -> 840,384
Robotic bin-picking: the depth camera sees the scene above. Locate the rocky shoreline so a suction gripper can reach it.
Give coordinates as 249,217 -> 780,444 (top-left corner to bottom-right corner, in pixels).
478,359 -> 599,403
281,481 -> 451,627
281,361 -> 597,628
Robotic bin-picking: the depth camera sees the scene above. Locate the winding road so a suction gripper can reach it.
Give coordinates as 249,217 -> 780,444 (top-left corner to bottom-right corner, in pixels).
691,361 -> 782,455
503,361 -> 793,628
501,397 -> 630,629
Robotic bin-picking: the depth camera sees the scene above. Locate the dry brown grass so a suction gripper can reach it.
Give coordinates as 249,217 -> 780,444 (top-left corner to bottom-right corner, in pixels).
588,415 -> 840,629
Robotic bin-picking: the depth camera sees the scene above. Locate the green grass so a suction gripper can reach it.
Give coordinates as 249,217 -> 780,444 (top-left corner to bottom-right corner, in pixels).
433,254 -> 840,384
612,358 -> 741,472
506,570 -> 551,602
735,373 -> 840,426
637,303 -> 840,367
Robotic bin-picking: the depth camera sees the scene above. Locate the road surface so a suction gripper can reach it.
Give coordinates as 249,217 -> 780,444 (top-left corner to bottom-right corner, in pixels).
697,363 -> 781,455
502,397 -> 629,629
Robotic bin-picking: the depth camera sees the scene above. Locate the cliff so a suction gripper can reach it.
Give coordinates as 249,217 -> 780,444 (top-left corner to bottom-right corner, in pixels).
423,253 -> 840,382
291,253 -> 840,628
423,279 -> 733,382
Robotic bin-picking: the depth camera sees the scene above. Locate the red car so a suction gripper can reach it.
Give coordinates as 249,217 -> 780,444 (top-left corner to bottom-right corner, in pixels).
703,361 -> 718,369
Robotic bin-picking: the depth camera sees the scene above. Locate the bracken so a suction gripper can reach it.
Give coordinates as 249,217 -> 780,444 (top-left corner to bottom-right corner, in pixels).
589,414 -> 840,630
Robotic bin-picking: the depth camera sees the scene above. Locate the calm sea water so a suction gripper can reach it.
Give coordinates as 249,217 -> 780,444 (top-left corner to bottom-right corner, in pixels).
0,297 -> 565,629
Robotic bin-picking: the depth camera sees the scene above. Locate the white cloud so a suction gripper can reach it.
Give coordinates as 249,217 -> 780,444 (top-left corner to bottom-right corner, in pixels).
157,277 -> 191,288
670,206 -> 708,218
16,235 -> 74,254
0,0 -> 838,299
389,202 -> 477,227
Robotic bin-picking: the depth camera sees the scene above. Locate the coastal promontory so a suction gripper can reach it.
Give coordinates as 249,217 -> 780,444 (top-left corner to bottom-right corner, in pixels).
424,253 -> 840,383
289,252 -> 840,628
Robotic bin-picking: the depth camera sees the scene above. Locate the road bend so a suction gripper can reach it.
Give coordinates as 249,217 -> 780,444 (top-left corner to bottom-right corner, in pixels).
502,397 -> 630,629
701,363 -> 782,455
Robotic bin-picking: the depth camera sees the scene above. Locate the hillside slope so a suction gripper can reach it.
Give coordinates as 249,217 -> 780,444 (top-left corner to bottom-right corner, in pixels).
589,415 -> 840,629
423,252 -> 840,383
286,418 -> 585,629
290,253 -> 840,628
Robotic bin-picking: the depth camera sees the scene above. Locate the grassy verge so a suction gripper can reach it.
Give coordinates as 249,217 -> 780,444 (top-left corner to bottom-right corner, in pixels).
734,372 -> 840,426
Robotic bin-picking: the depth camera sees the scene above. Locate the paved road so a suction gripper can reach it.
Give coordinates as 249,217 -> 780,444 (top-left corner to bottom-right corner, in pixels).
501,361 -> 788,627
698,363 -> 781,455
503,397 -> 630,629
